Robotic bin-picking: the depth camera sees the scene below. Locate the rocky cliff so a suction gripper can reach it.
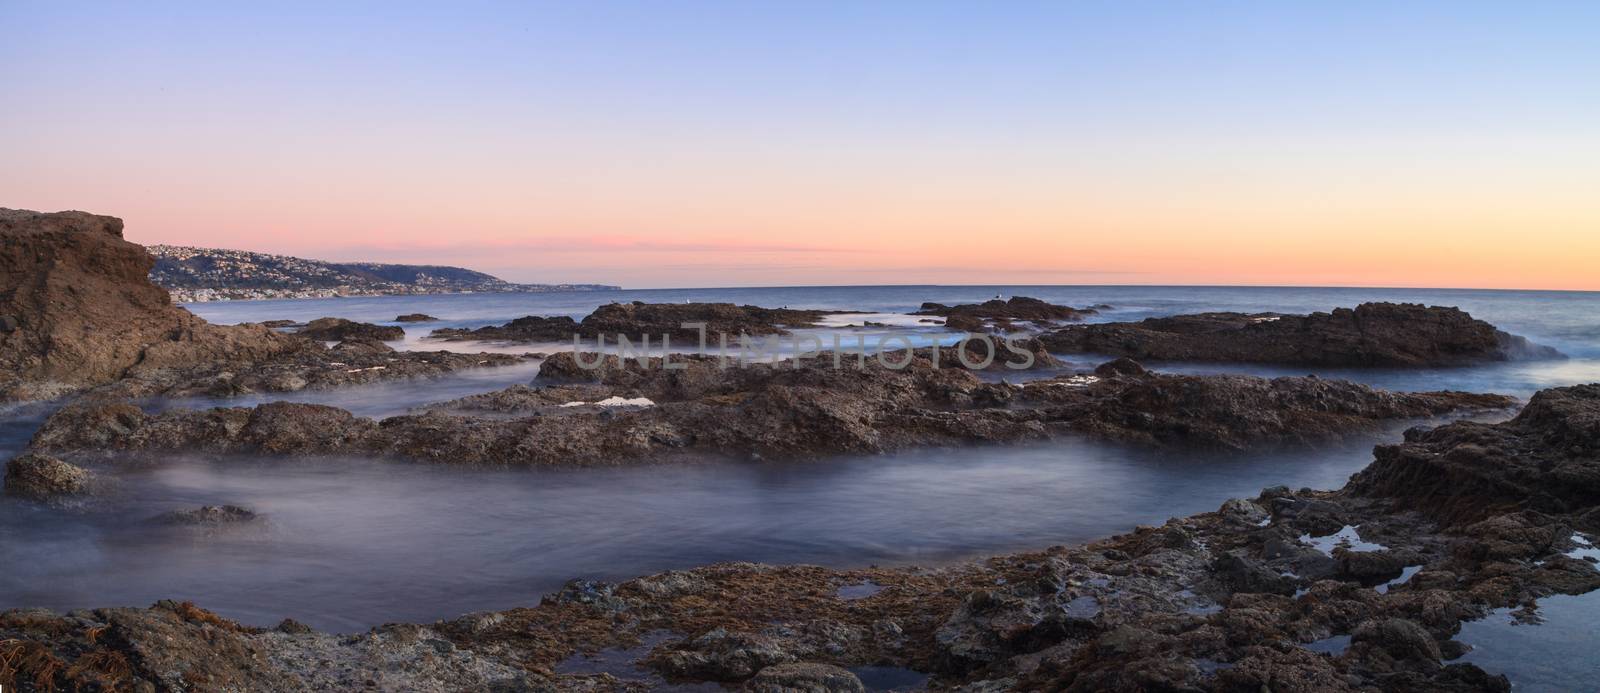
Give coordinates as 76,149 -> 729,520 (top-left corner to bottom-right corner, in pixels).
0,209 -> 305,400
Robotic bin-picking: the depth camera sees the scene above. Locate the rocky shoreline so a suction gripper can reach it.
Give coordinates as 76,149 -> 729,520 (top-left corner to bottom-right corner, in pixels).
3,207 -> 1596,691
4,385 -> 1597,691
21,351 -> 1513,473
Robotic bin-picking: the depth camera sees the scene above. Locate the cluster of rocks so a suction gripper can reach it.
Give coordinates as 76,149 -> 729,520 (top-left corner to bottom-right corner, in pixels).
430,301 -> 846,344
916,296 -> 1101,333
22,348 -> 1513,475
6,385 -> 1597,690
1040,302 -> 1564,367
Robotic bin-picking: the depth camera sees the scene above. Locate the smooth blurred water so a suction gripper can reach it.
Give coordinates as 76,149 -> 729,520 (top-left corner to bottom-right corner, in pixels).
1,434 -> 1401,632
3,285 -> 1598,646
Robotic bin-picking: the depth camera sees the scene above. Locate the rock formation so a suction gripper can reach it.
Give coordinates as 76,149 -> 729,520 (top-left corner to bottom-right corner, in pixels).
29,355 -> 1513,467
0,209 -> 529,401
294,318 -> 404,342
575,302 -> 836,342
3,452 -> 88,499
917,296 -> 1098,332
0,209 -> 306,400
1039,302 -> 1563,367
428,315 -> 579,342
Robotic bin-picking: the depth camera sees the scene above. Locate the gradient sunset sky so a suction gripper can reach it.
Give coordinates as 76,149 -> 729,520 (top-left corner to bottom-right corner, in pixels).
4,2 -> 1598,290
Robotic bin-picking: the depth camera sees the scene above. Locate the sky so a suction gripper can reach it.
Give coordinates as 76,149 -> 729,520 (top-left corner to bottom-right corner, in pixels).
3,1 -> 1598,290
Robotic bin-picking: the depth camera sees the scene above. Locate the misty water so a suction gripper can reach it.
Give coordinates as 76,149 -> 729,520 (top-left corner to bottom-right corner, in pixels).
4,285 -> 1600,687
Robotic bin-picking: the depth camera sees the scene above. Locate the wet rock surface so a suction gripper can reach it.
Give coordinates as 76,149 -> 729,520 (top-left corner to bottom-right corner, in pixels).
577,301 -> 839,342
294,317 -> 405,342
30,355 -> 1512,469
1040,302 -> 1563,367
916,296 -> 1098,333
152,505 -> 260,525
428,314 -> 579,342
6,386 -> 1597,691
2,452 -> 88,499
394,313 -> 438,322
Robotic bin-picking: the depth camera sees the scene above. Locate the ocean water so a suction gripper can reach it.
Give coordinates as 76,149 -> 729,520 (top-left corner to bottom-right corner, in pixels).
3,285 -> 1598,686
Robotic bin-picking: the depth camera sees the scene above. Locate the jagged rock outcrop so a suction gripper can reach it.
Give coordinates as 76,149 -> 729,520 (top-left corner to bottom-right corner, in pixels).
428,315 -> 579,342
1039,302 -> 1563,367
294,317 -> 404,342
1348,383 -> 1600,525
0,209 -> 307,400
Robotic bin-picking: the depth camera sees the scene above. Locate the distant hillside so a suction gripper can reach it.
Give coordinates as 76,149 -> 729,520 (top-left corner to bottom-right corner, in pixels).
148,245 -> 617,302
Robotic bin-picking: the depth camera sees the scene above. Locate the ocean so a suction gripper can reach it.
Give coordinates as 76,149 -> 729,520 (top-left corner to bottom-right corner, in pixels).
3,285 -> 1598,687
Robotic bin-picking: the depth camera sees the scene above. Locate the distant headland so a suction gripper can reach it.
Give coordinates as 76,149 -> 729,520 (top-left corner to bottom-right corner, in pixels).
148,245 -> 618,302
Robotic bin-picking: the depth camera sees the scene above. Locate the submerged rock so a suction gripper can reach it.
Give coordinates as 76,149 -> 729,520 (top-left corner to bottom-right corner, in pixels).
394,313 -> 438,322
154,505 -> 259,525
1040,302 -> 1563,367
295,317 -> 404,342
3,452 -> 88,499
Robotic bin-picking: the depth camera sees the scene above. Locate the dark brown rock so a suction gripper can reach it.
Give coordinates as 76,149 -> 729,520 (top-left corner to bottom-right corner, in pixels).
428,315 -> 578,342
915,292 -> 1100,324
1349,384 -> 1600,525
0,208 -> 307,400
577,302 -> 835,342
395,313 -> 438,322
295,317 -> 404,342
153,505 -> 259,525
3,452 -> 88,499
1040,302 -> 1563,367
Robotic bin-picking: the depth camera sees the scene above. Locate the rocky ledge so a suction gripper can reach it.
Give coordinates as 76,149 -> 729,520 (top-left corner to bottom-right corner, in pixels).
293,318 -> 405,342
24,351 -> 1511,472
916,296 -> 1101,333
5,384 -> 1597,691
1039,302 -> 1563,368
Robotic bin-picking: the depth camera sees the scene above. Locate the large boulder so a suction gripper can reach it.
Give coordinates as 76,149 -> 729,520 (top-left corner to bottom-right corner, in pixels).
0,209 -> 306,400
3,452 -> 88,499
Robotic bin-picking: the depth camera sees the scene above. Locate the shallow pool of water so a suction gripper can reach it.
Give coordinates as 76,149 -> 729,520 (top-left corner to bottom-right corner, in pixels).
2,432 -> 1404,632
